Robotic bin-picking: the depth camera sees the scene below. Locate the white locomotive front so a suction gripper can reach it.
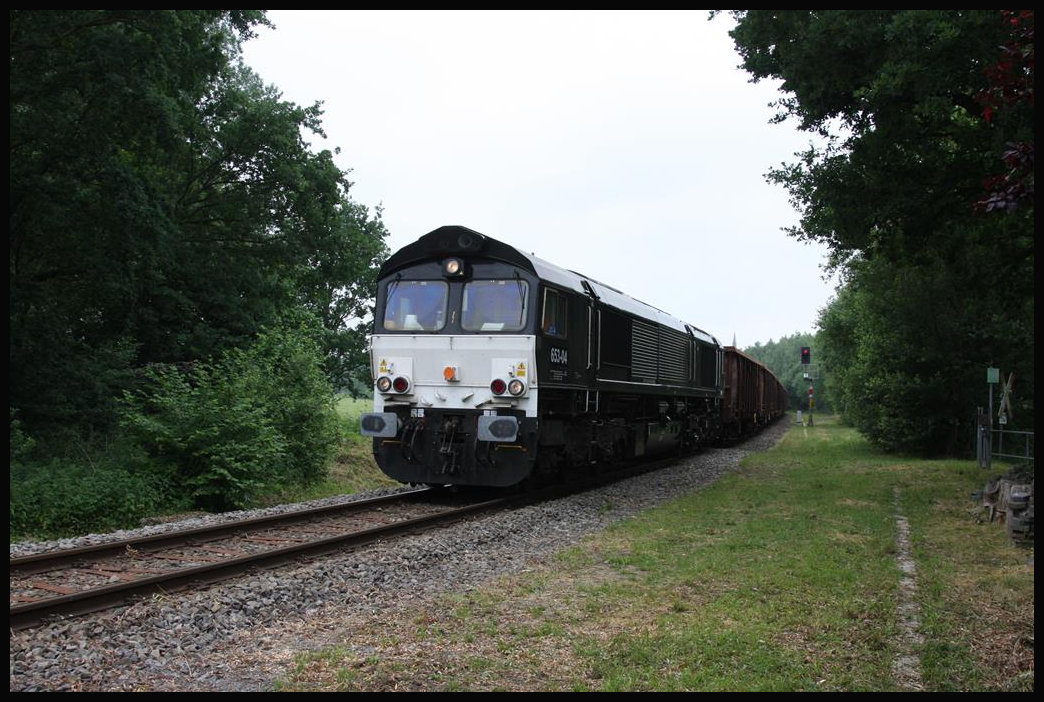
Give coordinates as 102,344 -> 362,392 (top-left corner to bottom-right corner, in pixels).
360,227 -> 544,486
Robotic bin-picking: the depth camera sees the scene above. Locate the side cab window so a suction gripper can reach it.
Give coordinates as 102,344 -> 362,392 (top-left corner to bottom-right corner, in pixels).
541,288 -> 568,338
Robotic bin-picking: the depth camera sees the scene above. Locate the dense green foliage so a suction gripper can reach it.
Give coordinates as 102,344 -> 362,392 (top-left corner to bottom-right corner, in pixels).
119,319 -> 341,512
10,411 -> 179,537
724,10 -> 1034,456
10,10 -> 389,536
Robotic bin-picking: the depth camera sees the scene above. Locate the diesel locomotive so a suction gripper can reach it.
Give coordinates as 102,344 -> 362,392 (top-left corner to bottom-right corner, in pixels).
360,225 -> 786,488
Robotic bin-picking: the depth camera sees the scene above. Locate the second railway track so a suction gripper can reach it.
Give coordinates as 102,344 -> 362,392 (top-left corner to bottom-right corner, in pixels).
10,487 -> 513,631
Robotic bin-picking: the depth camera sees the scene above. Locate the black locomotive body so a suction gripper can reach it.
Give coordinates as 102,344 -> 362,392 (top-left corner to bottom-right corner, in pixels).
360,225 -> 730,488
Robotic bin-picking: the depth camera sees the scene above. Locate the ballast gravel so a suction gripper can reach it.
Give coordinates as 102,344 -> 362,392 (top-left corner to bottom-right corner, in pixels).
10,422 -> 788,692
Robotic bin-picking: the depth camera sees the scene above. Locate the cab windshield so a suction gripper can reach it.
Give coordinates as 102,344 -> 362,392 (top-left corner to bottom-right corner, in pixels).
461,279 -> 529,332
383,280 -> 448,331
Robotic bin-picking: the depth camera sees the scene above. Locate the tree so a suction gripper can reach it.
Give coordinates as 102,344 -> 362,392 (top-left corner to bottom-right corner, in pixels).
723,11 -> 1033,456
974,10 -> 1034,213
10,10 -> 389,437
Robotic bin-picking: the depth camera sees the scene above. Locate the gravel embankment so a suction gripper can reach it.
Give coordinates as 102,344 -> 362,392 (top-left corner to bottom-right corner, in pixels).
10,421 -> 788,692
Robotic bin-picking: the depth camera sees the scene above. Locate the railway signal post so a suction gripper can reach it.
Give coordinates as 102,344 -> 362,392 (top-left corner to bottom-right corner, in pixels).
801,346 -> 814,426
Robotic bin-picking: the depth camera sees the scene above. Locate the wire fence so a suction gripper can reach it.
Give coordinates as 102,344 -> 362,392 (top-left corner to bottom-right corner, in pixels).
977,424 -> 1034,469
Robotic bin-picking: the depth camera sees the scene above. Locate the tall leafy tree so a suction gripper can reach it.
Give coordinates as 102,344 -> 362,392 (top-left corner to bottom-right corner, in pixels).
10,10 -> 388,437
11,10 -> 247,429
723,10 -> 1033,456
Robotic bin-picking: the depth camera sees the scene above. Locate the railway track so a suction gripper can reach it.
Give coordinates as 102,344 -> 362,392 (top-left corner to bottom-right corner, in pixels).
9,488 -> 513,631
9,452 -> 687,632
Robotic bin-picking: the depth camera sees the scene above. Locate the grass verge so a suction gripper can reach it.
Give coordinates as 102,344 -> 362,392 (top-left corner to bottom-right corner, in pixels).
273,415 -> 1034,692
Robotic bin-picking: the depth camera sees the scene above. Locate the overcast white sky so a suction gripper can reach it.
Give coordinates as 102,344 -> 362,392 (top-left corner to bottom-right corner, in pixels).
241,10 -> 837,348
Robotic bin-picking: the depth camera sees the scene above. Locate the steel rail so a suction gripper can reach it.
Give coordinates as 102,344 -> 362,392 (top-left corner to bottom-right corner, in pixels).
10,493 -> 506,631
11,449 -> 694,631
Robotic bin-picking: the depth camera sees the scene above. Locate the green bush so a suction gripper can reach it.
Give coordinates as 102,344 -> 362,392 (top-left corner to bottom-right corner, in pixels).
243,322 -> 341,486
121,363 -> 288,512
120,320 -> 339,512
9,408 -> 36,463
10,450 -> 180,540
10,320 -> 343,539
11,407 -> 183,539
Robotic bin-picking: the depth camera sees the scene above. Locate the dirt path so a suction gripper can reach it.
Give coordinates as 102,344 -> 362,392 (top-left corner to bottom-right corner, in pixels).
892,488 -> 924,691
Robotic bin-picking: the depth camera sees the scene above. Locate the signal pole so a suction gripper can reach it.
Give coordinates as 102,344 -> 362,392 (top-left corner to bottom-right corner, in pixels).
801,346 -> 814,426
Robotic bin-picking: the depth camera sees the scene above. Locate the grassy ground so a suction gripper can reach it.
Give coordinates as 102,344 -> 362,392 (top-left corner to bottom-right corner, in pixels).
272,414 -> 1034,692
